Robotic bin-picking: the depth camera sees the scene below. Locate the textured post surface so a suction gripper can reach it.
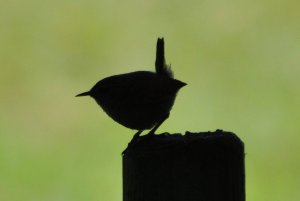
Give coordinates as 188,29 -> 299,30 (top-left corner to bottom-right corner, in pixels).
123,130 -> 245,201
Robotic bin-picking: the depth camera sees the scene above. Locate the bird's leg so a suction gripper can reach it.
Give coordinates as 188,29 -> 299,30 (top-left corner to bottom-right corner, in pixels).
123,130 -> 143,155
133,130 -> 143,140
147,113 -> 169,135
126,130 -> 143,149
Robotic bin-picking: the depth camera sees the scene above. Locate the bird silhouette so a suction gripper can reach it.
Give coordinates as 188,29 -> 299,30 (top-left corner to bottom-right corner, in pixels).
76,38 -> 186,138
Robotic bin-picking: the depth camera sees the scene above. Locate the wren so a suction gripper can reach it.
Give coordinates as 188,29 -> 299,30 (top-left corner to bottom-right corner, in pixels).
76,38 -> 186,137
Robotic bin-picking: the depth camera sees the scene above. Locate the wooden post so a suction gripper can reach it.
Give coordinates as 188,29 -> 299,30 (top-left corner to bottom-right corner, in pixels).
123,130 -> 245,201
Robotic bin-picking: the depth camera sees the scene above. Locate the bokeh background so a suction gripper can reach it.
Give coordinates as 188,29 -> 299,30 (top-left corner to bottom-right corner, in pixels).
1,0 -> 299,200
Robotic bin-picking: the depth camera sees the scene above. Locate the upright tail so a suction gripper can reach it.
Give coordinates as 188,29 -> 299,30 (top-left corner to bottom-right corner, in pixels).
155,38 -> 173,78
75,91 -> 90,97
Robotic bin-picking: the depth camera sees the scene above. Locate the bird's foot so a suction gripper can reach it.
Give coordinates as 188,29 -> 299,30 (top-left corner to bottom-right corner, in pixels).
146,130 -> 156,136
128,130 -> 143,146
133,130 -> 142,140
122,130 -> 143,155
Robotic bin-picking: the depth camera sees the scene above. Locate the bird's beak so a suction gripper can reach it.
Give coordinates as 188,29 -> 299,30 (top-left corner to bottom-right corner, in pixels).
75,91 -> 90,97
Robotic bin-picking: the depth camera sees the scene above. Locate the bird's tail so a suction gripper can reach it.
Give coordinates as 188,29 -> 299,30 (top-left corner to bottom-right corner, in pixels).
155,38 -> 173,78
75,91 -> 90,97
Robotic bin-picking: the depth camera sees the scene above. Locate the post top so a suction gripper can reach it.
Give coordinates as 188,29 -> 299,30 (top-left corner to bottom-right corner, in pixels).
123,129 -> 244,156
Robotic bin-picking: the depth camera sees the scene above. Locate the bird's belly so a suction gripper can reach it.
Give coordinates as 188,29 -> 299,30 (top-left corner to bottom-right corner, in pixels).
96,96 -> 175,130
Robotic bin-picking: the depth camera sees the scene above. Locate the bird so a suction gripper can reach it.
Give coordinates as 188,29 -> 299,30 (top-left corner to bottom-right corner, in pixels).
76,38 -> 186,138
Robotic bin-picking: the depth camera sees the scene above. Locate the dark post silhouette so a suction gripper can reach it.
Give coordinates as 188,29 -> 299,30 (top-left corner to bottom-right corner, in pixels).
123,130 -> 245,201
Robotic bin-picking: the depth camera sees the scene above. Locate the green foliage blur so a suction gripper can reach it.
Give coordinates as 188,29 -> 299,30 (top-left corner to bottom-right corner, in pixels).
1,0 -> 299,200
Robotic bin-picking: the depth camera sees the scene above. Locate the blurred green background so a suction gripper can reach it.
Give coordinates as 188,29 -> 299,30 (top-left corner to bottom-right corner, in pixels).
1,0 -> 299,200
